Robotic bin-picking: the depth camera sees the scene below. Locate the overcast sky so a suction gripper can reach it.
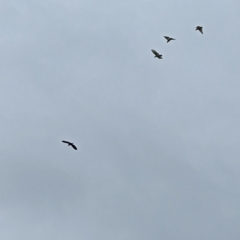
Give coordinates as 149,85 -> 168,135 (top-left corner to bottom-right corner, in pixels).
0,0 -> 240,239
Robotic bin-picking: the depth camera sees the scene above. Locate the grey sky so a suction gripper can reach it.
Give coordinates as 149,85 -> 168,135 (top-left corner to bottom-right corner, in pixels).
0,0 -> 240,239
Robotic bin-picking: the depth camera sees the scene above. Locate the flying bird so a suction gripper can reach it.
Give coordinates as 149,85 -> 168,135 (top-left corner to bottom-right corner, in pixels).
164,36 -> 176,43
195,26 -> 203,34
151,49 -> 162,59
62,140 -> 77,150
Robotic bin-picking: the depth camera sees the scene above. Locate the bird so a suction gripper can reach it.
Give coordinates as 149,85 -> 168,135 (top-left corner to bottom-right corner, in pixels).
195,26 -> 203,34
62,140 -> 77,150
164,36 -> 176,43
151,49 -> 162,59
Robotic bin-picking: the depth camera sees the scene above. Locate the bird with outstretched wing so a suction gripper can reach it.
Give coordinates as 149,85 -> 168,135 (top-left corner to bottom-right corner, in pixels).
164,36 -> 176,43
151,49 -> 162,59
62,140 -> 77,150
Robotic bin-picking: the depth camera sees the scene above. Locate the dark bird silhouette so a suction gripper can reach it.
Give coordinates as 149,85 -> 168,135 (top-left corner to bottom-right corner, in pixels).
151,49 -> 162,59
164,36 -> 176,43
195,26 -> 203,34
62,140 -> 77,150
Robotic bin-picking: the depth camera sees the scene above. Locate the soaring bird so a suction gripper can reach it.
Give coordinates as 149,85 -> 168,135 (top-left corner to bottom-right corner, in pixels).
62,140 -> 77,150
195,26 -> 203,34
164,36 -> 176,43
151,49 -> 162,59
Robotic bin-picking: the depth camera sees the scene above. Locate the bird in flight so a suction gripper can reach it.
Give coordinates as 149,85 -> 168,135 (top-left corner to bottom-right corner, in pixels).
62,140 -> 77,150
164,36 -> 176,43
151,49 -> 162,59
195,26 -> 203,34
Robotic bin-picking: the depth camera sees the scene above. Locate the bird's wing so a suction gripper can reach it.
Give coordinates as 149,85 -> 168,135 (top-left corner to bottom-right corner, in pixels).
71,144 -> 77,150
164,36 -> 169,40
151,49 -> 159,56
62,140 -> 70,144
200,28 -> 203,34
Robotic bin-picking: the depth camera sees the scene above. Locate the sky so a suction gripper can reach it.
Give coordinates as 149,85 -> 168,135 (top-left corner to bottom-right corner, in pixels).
0,0 -> 240,239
